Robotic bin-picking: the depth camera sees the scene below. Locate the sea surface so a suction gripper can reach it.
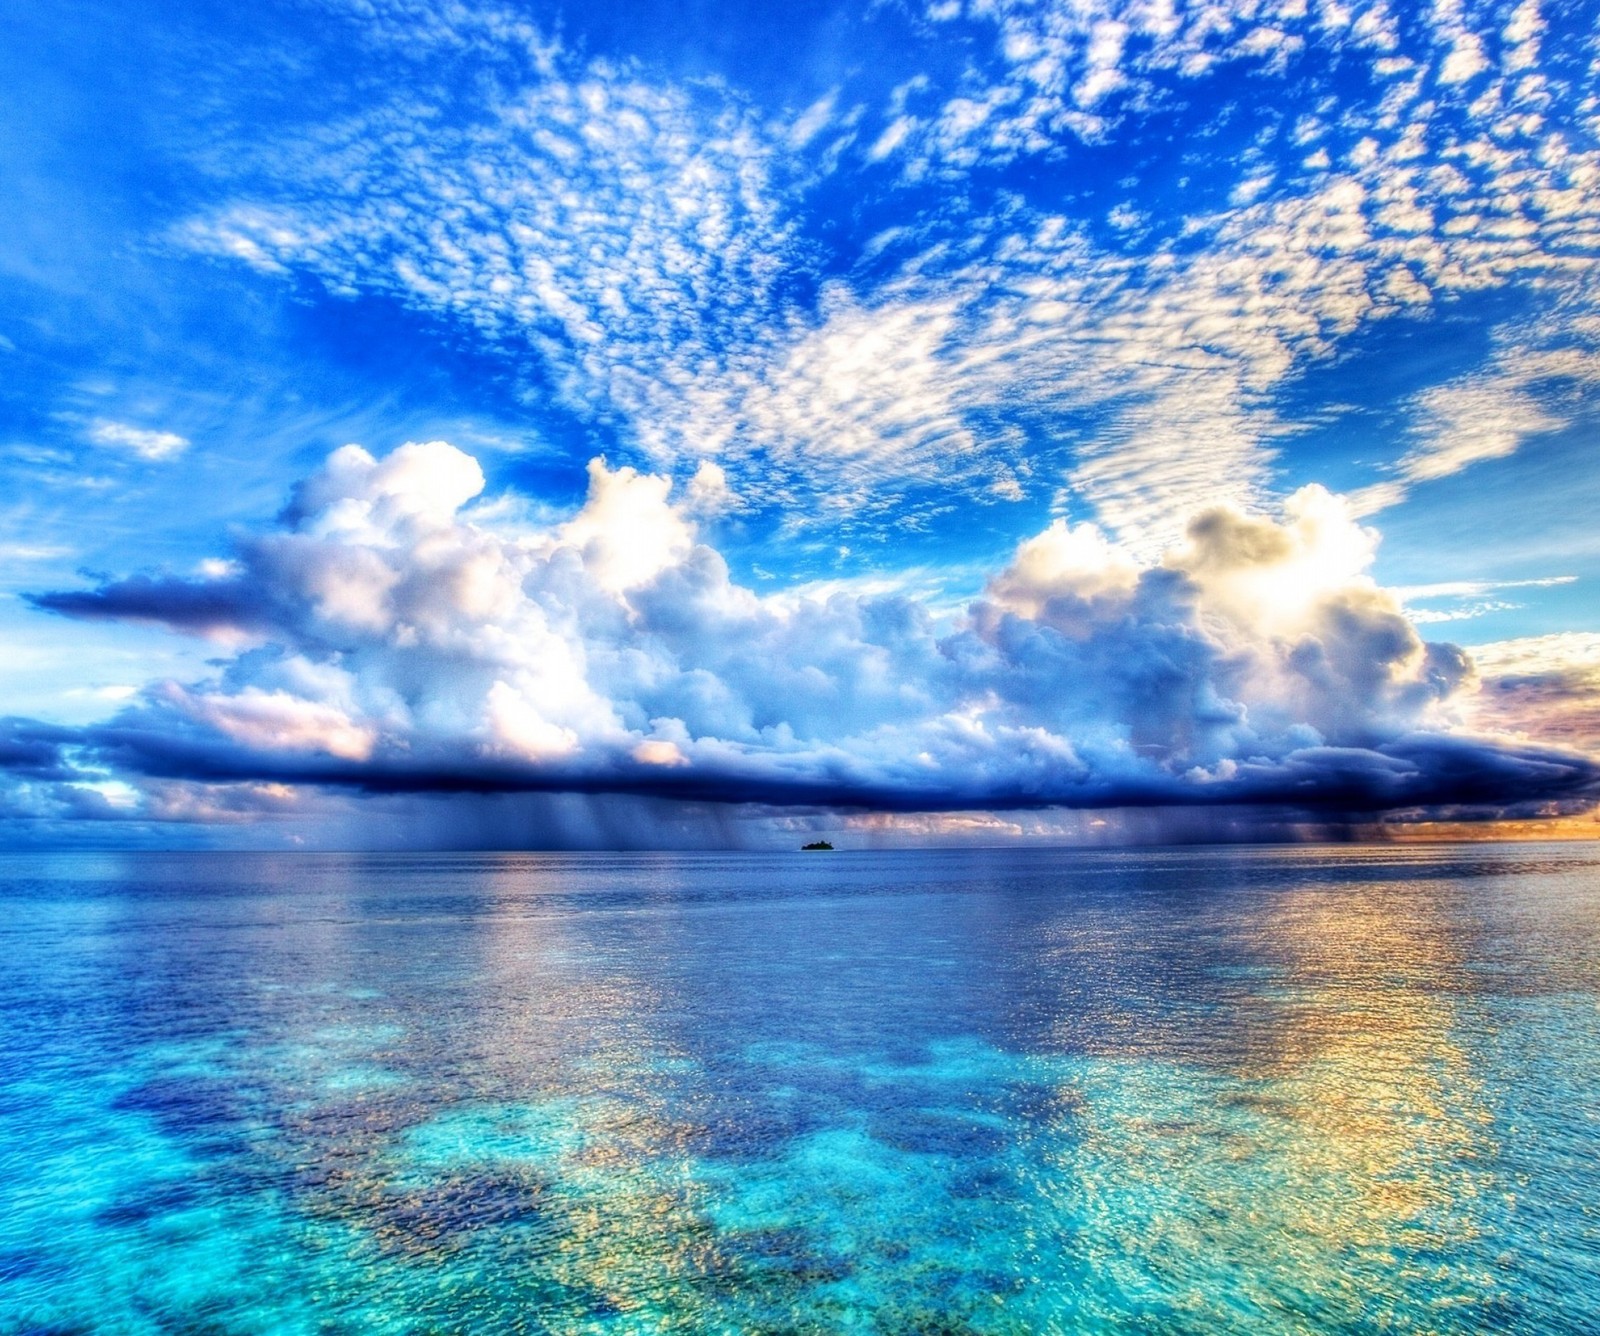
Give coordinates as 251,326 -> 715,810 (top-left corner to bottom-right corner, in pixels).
2,844 -> 1599,1334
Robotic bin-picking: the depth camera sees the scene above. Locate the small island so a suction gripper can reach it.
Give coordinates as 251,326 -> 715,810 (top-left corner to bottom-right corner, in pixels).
801,840 -> 834,851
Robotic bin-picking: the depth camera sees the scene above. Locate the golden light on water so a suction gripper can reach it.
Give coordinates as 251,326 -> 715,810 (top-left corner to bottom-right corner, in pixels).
1037,871 -> 1507,1329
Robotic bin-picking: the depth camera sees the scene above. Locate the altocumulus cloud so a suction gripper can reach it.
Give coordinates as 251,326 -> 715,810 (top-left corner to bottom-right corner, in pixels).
18,440 -> 1598,835
175,0 -> 1600,549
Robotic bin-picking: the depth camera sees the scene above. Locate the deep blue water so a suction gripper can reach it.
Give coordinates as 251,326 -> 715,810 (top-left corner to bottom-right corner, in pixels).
2,844 -> 1598,1333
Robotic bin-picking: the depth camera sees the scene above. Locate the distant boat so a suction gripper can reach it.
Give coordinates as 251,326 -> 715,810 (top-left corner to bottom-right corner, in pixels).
801,840 -> 834,851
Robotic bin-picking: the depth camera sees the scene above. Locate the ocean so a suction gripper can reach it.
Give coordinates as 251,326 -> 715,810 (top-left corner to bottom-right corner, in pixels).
2,844 -> 1597,1333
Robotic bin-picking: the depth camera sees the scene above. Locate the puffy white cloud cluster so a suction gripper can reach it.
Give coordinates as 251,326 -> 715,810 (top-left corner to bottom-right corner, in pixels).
31,441 -> 1595,820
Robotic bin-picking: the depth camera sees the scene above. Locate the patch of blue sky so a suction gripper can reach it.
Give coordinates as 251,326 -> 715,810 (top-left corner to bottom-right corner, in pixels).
1366,421 -> 1600,633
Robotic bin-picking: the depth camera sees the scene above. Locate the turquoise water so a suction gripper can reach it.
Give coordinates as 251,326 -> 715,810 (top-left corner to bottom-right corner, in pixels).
2,845 -> 1598,1333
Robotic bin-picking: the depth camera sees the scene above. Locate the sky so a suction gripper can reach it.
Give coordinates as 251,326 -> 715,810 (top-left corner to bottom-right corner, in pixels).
2,0 -> 1599,848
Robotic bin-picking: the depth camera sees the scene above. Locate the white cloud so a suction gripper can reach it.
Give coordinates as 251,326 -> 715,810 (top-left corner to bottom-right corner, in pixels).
0,543 -> 72,561
684,459 -> 736,515
1358,333 -> 1599,510
1395,575 -> 1575,601
165,683 -> 377,761
984,518 -> 1139,620
550,458 -> 693,594
632,738 -> 689,766
178,41 -> 799,481
485,679 -> 581,760
1401,374 -> 1562,482
41,442 -> 1562,819
87,420 -> 190,461
788,92 -> 838,148
867,116 -> 916,161
171,0 -> 1600,551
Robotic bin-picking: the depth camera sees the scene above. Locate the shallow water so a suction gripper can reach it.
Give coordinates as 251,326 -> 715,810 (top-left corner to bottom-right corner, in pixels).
2,844 -> 1598,1333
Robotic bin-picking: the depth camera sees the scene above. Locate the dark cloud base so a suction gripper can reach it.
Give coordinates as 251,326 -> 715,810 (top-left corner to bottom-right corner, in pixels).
8,712 -> 1595,820
29,579 -> 265,638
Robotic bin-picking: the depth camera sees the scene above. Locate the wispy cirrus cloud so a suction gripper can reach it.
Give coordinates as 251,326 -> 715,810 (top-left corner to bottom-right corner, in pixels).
1354,323 -> 1600,514
86,419 -> 190,461
1397,574 -> 1577,624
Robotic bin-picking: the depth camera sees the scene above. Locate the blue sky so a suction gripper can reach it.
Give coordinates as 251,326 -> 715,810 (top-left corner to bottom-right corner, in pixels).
3,0 -> 1599,846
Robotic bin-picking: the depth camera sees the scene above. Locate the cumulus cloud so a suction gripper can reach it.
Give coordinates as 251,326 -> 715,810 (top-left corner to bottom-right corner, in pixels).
23,442 -> 1598,831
